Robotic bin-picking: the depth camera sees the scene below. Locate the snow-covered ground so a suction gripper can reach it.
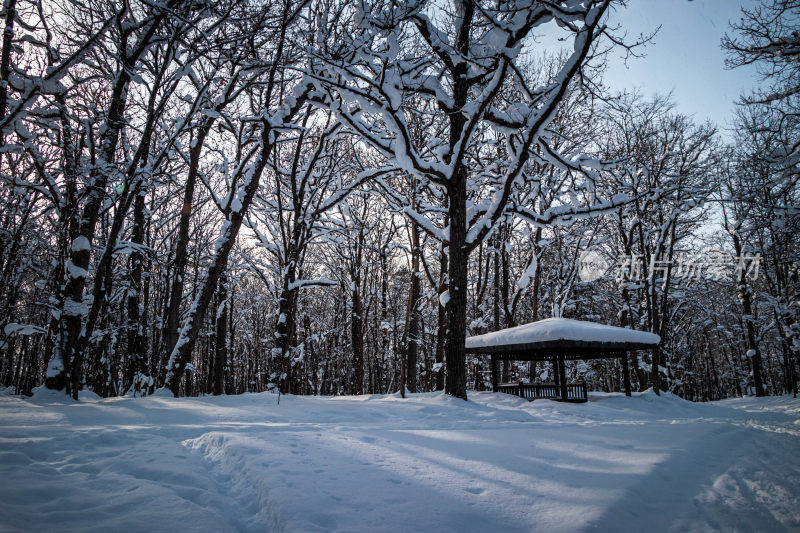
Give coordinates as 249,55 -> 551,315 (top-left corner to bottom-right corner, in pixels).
0,388 -> 798,533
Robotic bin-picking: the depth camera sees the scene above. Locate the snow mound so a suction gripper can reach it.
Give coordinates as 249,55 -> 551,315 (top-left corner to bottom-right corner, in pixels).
78,389 -> 102,401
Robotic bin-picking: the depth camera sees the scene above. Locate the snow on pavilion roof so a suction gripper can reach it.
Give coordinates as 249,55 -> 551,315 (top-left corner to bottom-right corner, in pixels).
465,317 -> 660,356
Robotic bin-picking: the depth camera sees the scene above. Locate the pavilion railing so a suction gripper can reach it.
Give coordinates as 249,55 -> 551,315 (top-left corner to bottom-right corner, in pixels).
564,382 -> 588,402
497,381 -> 587,402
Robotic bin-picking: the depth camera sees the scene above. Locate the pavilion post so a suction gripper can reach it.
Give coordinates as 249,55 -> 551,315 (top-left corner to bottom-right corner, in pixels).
552,356 -> 559,386
490,355 -> 498,392
622,351 -> 632,397
558,355 -> 568,400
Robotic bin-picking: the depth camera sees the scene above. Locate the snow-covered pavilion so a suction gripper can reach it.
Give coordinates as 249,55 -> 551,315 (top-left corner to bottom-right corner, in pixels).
465,318 -> 660,402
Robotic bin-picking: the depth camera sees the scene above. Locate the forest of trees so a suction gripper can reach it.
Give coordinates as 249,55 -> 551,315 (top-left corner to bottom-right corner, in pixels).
0,0 -> 797,401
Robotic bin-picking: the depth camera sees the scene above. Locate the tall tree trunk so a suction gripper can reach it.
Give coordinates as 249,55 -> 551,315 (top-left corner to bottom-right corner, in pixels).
445,177 -> 468,400
731,231 -> 766,396
164,126 -> 211,370
351,280 -> 364,395
276,281 -> 298,394
492,231 -> 503,382
125,190 -> 147,395
435,226 -> 448,391
499,224 -> 516,381
213,274 -> 228,396
403,218 -> 421,393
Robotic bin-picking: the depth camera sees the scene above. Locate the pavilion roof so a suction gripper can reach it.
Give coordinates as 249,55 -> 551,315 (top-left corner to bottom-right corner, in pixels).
465,318 -> 660,359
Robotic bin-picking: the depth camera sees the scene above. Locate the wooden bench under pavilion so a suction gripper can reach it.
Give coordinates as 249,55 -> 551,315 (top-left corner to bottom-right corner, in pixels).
465,318 -> 660,403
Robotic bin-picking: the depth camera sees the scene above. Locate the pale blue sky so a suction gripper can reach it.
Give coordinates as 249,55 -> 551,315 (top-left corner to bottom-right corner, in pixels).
603,0 -> 760,129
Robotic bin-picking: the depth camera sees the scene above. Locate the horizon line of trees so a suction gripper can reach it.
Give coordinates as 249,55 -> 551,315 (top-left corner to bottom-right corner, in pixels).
0,0 -> 797,401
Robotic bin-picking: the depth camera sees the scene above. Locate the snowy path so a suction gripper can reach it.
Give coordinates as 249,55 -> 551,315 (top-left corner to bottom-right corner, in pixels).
0,390 -> 798,532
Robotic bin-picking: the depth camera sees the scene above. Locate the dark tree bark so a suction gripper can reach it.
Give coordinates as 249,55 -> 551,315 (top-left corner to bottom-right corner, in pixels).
435,227 -> 448,392
732,230 -> 767,396
403,217 -> 421,393
351,278 -> 364,395
445,174 -> 469,399
213,274 -> 228,396
125,190 -> 147,395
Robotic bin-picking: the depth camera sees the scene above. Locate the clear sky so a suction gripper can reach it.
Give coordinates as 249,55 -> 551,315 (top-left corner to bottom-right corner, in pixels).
602,0 -> 760,130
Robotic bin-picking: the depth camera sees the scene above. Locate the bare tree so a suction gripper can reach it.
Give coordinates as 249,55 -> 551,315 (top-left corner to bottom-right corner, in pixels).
313,0 -> 621,399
